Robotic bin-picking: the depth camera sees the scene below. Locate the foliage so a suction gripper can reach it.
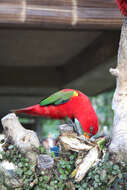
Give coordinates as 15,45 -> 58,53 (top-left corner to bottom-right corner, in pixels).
90,91 -> 114,136
75,152 -> 127,190
1,144 -> 77,190
1,143 -> 127,190
1,145 -> 36,190
41,119 -> 61,138
19,118 -> 35,125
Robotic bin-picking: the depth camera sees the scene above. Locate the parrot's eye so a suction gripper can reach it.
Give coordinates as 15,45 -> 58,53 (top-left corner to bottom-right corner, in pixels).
90,126 -> 94,134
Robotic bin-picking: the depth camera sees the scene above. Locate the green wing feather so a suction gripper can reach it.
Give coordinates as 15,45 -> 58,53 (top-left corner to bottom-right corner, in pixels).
40,90 -> 75,106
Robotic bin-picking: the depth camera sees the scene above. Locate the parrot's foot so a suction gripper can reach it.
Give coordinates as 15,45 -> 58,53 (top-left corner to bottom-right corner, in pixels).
65,118 -> 81,136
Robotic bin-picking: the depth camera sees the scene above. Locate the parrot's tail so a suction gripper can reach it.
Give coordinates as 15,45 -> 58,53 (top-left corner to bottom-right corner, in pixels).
11,104 -> 43,116
11,104 -> 64,119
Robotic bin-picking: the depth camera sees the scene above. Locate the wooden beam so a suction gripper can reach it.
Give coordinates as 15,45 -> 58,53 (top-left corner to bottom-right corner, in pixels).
0,0 -> 123,30
62,31 -> 120,84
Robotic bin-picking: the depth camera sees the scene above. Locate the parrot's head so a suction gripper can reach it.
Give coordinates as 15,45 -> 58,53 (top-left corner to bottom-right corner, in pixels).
74,90 -> 99,138
62,88 -> 99,138
85,108 -> 99,138
84,119 -> 99,139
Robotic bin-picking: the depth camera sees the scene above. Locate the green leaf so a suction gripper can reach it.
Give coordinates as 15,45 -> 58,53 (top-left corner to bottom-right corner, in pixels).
39,146 -> 46,154
16,168 -> 23,176
43,175 -> 48,181
97,138 -> 107,151
59,168 -> 64,175
25,170 -> 33,176
113,165 -> 119,170
18,162 -> 23,168
33,185 -> 42,190
118,173 -> 122,179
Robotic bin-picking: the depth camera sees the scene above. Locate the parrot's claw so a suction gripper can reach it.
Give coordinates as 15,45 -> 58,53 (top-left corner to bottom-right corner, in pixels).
65,118 -> 81,136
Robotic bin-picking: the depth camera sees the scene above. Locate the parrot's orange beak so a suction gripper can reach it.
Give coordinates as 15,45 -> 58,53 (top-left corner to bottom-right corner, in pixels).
84,132 -> 91,139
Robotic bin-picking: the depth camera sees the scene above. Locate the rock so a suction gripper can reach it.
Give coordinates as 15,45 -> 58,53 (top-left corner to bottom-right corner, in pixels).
59,124 -> 74,135
0,160 -> 23,188
37,154 -> 54,170
0,134 -> 6,159
0,185 -> 7,190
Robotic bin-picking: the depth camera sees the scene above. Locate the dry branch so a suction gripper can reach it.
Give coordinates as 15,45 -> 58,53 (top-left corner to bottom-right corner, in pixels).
1,113 -> 40,163
75,146 -> 99,182
59,125 -> 106,182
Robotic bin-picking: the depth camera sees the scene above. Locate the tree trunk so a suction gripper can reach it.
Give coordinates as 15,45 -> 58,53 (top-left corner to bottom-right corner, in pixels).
109,18 -> 127,161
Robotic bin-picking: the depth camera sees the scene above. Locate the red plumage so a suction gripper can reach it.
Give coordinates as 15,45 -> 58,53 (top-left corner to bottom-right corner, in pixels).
116,0 -> 127,16
13,89 -> 99,136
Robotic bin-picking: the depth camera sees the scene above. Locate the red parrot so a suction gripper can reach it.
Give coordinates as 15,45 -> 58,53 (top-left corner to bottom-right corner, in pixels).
12,89 -> 99,138
116,0 -> 127,16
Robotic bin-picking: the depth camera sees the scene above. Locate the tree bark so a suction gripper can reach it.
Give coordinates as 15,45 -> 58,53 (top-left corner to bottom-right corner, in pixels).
109,18 -> 127,161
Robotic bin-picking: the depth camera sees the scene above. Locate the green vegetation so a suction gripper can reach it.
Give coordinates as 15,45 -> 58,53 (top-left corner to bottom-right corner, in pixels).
1,144 -> 77,190
1,143 -> 127,190
41,119 -> 61,138
75,152 -> 127,190
90,91 -> 114,135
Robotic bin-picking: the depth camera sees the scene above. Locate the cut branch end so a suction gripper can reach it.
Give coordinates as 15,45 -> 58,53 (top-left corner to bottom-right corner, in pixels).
109,68 -> 119,77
